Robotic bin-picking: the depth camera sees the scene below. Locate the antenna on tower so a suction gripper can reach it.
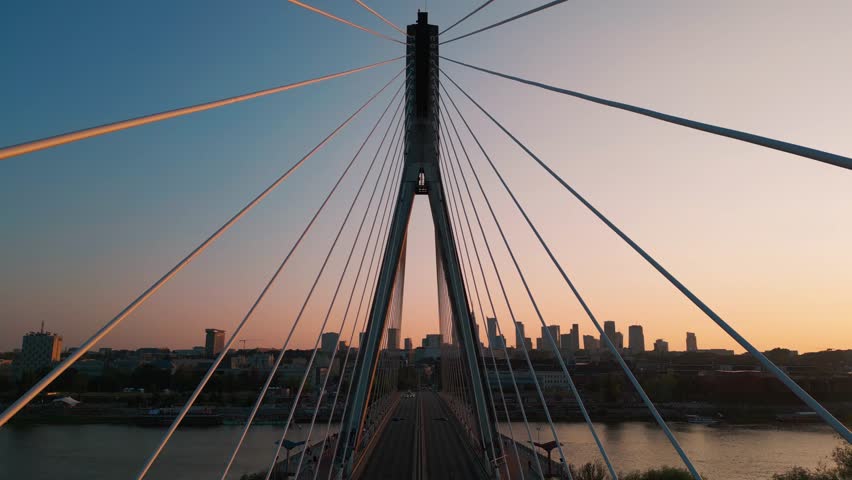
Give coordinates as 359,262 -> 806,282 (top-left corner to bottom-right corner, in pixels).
40,321 -> 44,333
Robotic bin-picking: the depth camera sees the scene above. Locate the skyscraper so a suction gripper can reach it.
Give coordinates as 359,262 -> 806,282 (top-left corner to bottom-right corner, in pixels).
654,339 -> 669,353
602,320 -> 617,346
404,338 -> 413,351
387,328 -> 400,350
628,325 -> 645,353
614,331 -> 624,350
321,332 -> 339,353
568,323 -> 580,352
514,321 -> 526,349
541,325 -> 561,349
583,335 -> 600,352
487,317 -> 498,347
205,329 -> 225,358
18,328 -> 62,374
423,334 -> 442,348
560,334 -> 572,352
686,332 -> 698,352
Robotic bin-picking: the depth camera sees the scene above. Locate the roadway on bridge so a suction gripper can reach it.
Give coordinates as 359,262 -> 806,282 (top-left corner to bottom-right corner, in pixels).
420,391 -> 488,479
355,391 -> 488,479
356,395 -> 417,479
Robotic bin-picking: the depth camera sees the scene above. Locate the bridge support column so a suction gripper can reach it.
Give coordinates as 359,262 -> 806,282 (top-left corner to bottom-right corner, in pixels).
337,11 -> 500,479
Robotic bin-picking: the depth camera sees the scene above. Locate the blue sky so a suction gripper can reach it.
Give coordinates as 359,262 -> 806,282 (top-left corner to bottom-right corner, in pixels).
1,1 -> 851,353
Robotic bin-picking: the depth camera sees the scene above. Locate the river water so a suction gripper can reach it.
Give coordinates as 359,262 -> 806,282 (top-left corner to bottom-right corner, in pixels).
0,421 -> 843,479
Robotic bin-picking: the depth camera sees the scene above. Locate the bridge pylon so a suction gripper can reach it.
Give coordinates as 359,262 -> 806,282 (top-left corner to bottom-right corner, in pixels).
336,11 -> 501,478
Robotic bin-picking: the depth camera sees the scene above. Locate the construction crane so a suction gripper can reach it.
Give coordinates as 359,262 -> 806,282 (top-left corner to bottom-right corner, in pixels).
237,339 -> 261,350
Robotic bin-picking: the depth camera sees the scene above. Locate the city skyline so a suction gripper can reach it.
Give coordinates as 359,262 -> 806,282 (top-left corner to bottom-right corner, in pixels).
4,320 -> 818,357
2,2 -> 851,356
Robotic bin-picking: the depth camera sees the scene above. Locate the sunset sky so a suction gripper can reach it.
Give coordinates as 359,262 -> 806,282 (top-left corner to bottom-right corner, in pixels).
1,1 -> 850,355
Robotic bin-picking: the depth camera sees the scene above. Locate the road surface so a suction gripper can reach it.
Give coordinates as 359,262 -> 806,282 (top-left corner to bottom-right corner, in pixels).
421,392 -> 488,479
355,392 -> 488,479
356,395 -> 417,479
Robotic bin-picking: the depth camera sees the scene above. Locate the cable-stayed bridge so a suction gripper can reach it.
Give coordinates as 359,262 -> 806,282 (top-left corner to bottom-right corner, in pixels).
1,2 -> 850,479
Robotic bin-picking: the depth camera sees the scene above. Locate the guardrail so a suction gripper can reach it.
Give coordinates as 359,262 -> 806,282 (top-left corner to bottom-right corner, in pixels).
350,392 -> 401,478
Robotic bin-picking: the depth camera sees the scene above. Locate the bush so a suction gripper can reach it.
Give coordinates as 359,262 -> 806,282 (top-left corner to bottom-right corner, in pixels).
622,467 -> 695,480
833,445 -> 852,479
567,461 -> 695,480
772,444 -> 852,480
238,473 -> 265,480
570,461 -> 608,480
772,466 -> 834,480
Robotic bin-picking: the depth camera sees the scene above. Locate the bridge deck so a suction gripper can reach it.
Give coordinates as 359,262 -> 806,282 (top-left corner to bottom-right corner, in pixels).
354,391 -> 488,480
355,394 -> 417,479
258,392 -> 564,480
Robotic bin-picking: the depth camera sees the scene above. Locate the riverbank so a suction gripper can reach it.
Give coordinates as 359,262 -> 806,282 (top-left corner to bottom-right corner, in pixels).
8,399 -> 849,428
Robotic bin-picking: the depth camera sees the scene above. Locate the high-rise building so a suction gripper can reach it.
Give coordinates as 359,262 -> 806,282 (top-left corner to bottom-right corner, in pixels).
560,333 -> 572,352
486,317 -> 499,347
514,321 -> 526,349
569,324 -> 580,352
540,325 -> 561,351
423,334 -> 442,348
321,332 -> 339,353
602,320 -> 617,347
523,338 -> 533,352
583,335 -> 600,352
628,325 -> 645,353
686,332 -> 698,352
205,329 -> 225,358
404,338 -> 413,351
386,328 -> 400,350
654,339 -> 669,353
18,329 -> 62,374
560,324 -> 580,353
615,332 -> 624,349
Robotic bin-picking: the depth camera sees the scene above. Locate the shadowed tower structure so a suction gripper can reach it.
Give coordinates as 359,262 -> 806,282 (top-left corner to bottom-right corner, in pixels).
336,11 -> 500,478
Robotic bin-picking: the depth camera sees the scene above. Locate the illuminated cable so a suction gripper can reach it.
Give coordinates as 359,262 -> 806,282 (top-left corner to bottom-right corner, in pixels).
317,134 -> 404,480
0,57 -> 401,161
328,138 -> 405,480
0,68 -> 403,431
289,0 -> 405,44
261,102 -> 406,480
355,0 -> 408,36
439,111 -> 571,479
290,127 -> 401,480
216,86 -> 405,480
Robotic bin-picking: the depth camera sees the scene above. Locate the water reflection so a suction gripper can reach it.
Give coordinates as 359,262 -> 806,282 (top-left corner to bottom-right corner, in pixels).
0,422 -> 842,479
